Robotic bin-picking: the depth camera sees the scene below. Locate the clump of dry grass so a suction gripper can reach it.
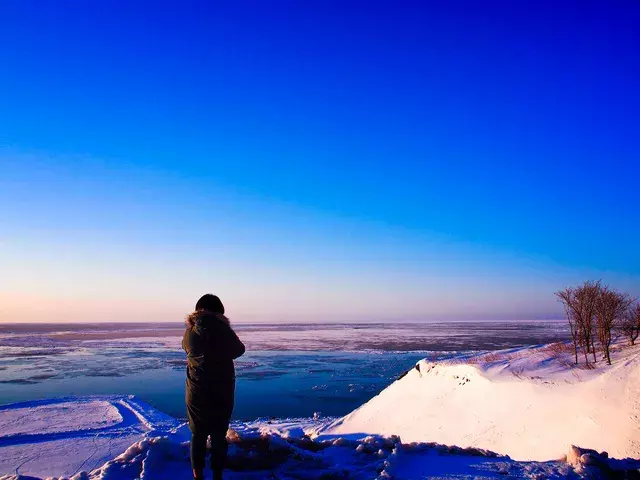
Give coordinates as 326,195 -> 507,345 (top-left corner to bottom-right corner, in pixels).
540,342 -> 573,356
576,361 -> 596,370
559,358 -> 596,371
456,356 -> 480,365
454,351 -> 513,365
482,352 -> 510,362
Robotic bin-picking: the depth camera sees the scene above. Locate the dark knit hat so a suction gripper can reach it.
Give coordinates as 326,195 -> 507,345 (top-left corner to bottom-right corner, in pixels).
195,294 -> 225,315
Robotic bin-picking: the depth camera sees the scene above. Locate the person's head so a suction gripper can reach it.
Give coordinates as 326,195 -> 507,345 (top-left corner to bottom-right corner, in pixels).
194,294 -> 225,315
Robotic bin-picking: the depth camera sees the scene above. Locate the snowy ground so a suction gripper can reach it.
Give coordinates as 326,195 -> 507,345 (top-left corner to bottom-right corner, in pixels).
0,395 -> 578,480
325,340 -> 640,462
0,396 -> 175,479
1,341 -> 639,479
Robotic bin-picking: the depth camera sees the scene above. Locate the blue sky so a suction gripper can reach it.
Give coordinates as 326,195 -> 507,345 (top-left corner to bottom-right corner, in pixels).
0,1 -> 638,322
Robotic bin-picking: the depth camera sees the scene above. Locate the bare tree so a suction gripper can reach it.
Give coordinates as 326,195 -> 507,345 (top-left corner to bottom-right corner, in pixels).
577,281 -> 600,364
555,281 -> 601,365
555,287 -> 580,364
621,303 -> 640,346
595,286 -> 632,365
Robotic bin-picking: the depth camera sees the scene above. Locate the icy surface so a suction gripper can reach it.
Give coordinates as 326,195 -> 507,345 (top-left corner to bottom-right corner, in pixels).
0,320 -> 570,352
0,321 -> 570,420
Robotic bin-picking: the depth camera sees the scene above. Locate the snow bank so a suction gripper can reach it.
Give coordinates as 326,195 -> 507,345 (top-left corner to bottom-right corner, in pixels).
323,341 -> 640,461
1,393 -> 639,479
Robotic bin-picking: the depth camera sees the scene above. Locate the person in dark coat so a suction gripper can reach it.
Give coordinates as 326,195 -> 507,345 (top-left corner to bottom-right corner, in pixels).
183,294 -> 245,480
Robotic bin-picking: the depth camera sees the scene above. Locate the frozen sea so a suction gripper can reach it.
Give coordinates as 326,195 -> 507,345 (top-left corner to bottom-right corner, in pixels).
0,321 -> 569,421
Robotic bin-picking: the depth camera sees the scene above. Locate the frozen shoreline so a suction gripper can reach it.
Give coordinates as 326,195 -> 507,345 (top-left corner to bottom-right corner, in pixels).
1,340 -> 639,479
1,320 -> 571,421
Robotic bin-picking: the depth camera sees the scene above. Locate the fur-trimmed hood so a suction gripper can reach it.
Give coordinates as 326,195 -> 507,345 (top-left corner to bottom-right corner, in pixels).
185,309 -> 230,334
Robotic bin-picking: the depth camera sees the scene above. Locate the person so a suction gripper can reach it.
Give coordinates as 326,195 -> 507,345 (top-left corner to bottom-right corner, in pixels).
183,294 -> 245,480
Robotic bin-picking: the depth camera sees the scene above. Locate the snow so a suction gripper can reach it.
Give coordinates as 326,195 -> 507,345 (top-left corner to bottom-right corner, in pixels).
0,396 -> 175,479
0,400 -> 122,437
1,341 -> 639,479
324,340 -> 640,461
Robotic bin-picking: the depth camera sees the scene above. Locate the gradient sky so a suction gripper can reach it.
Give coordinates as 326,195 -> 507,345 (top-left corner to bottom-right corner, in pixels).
1,1 -> 639,323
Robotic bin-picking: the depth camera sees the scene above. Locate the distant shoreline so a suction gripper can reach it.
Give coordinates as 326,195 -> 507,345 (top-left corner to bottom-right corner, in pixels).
0,318 -> 567,330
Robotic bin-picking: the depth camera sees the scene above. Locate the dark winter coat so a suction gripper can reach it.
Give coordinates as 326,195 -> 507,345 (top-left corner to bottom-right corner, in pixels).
182,310 -> 245,432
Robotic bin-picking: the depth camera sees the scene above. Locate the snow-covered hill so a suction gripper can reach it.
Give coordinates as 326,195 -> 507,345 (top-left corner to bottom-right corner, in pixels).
323,340 -> 640,461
